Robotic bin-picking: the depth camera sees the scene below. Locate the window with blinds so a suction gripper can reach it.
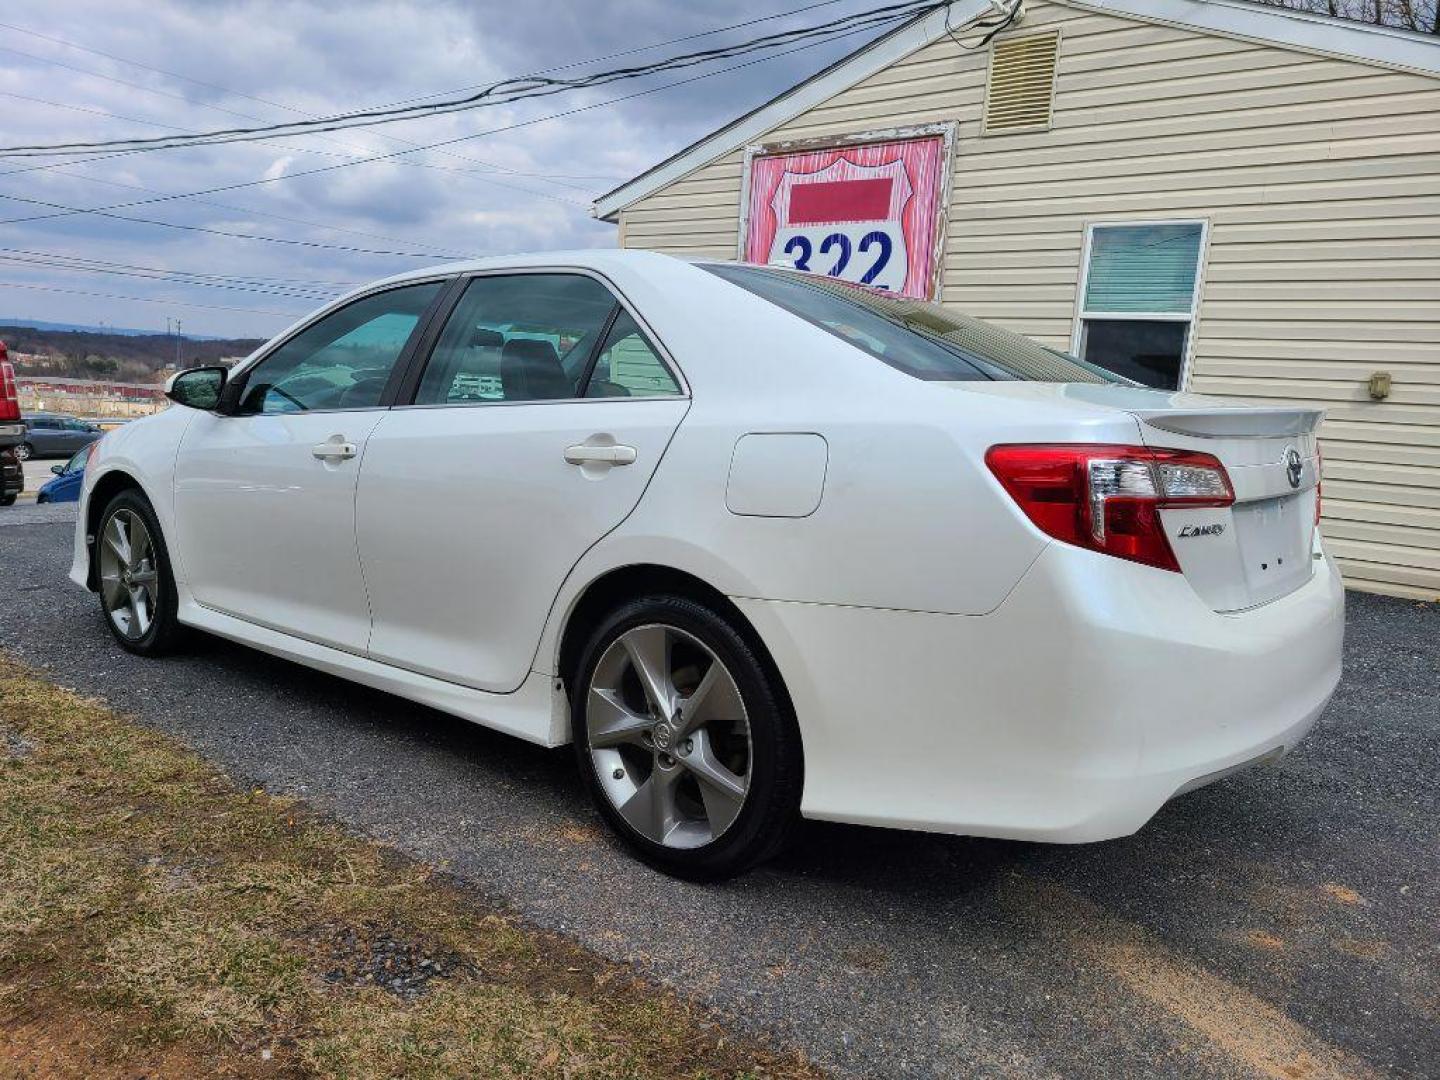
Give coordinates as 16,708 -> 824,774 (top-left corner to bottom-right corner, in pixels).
1076,221 -> 1207,391
1083,223 -> 1204,314
983,31 -> 1060,135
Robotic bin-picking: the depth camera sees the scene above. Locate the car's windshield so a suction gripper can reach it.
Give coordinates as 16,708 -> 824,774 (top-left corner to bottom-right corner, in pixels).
704,264 -> 1126,385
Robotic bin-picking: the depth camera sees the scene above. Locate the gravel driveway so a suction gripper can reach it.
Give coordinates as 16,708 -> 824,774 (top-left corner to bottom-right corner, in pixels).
2,507 -> 1436,1078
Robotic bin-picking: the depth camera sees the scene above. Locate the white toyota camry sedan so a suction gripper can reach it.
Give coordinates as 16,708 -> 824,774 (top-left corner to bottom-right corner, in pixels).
70,250 -> 1344,879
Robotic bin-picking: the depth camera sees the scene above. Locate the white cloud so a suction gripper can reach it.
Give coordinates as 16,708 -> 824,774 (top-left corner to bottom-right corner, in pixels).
261,155 -> 294,181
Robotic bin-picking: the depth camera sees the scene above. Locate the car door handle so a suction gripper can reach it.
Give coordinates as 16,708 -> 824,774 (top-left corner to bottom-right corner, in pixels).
312,440 -> 358,460
564,443 -> 637,466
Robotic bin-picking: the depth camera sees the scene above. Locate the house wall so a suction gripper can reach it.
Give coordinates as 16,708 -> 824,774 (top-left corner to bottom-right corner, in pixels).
615,0 -> 1440,600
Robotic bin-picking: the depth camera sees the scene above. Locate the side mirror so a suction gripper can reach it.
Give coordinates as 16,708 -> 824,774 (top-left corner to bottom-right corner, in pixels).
51,464 -> 64,475
165,366 -> 227,410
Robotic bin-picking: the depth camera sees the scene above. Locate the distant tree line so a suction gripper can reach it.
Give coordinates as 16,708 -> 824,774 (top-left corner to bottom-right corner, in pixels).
0,325 -> 264,383
1253,0 -> 1440,32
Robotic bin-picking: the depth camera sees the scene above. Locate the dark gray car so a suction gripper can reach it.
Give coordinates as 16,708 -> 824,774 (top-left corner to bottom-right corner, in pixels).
17,413 -> 103,460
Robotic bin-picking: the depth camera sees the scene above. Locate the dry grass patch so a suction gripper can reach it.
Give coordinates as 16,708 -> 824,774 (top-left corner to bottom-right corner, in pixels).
0,657 -> 819,1079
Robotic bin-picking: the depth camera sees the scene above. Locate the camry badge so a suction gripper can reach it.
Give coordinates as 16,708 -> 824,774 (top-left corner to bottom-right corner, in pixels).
1179,524 -> 1225,538
1285,447 -> 1303,489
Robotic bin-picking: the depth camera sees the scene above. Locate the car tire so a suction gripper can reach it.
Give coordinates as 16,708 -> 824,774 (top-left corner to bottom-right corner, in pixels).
0,493 -> 15,507
572,594 -> 802,881
14,443 -> 32,461
95,489 -> 187,656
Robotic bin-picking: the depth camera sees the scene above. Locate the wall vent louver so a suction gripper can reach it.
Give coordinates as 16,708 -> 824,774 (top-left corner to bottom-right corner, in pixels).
983,30 -> 1060,135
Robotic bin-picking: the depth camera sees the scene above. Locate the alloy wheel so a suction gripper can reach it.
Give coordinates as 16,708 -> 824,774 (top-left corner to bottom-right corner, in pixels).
98,508 -> 160,640
14,443 -> 30,461
586,623 -> 752,849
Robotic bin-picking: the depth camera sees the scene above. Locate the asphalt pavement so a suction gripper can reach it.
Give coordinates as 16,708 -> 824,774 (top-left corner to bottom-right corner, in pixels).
1,505 -> 1436,1078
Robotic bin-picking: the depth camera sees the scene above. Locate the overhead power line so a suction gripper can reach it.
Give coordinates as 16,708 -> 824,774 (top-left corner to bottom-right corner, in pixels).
0,246 -> 357,289
0,14 -> 910,238
0,280 -> 309,319
0,248 -> 354,301
21,165 -> 480,259
0,1 -> 943,157
371,0 -> 858,111
0,91 -> 590,206
0,253 -> 344,303
0,1 -> 868,181
0,52 -> 596,201
0,188 -> 465,260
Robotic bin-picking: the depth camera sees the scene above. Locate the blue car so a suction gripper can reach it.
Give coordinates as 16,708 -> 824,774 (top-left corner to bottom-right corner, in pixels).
36,446 -> 88,503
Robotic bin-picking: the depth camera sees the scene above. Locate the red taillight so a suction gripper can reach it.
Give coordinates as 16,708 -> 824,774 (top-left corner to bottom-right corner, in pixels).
985,444 -> 1234,572
0,346 -> 19,423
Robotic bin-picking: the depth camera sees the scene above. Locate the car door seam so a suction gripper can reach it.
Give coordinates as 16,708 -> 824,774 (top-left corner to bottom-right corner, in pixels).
520,397 -> 695,687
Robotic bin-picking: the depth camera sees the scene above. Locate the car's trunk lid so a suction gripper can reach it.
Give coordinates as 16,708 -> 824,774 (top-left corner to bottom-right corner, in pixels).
953,383 -> 1323,611
1129,400 -> 1321,611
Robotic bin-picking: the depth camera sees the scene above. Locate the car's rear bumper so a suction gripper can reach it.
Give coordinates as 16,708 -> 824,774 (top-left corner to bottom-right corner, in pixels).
734,539 -> 1344,842
1,447 -> 21,497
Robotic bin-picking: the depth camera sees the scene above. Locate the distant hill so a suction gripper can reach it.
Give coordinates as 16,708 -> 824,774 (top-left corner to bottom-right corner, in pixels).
0,317 -> 236,340
0,323 -> 264,383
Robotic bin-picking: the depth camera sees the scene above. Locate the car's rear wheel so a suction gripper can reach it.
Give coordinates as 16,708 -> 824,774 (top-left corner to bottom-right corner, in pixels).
96,490 -> 185,656
0,493 -> 15,507
572,595 -> 801,880
14,443 -> 32,461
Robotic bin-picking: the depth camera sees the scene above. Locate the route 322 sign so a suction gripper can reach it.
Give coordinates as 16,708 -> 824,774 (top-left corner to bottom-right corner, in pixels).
742,134 -> 948,300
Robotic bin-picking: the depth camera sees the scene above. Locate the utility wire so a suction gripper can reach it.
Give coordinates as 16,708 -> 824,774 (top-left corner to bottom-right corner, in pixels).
0,47 -> 601,200
0,253 -> 346,302
0,280 -> 309,319
0,246 -> 358,288
371,0 -> 859,110
0,2 -> 942,157
0,51 -> 596,200
0,92 -> 590,206
11,165 -> 479,259
0,187 -> 466,259
0,2 -> 871,179
0,16 -> 904,238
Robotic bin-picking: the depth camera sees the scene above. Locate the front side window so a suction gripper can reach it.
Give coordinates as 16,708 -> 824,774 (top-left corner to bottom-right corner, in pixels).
63,447 -> 88,474
706,264 -> 1120,384
415,274 -> 618,405
238,281 -> 443,414
584,310 -> 680,398
1075,222 -> 1205,389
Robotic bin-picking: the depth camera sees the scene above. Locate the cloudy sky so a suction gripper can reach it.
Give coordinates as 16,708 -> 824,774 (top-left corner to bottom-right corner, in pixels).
0,0 -> 908,339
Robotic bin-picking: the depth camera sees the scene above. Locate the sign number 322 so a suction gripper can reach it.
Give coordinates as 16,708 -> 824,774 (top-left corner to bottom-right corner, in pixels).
768,222 -> 906,292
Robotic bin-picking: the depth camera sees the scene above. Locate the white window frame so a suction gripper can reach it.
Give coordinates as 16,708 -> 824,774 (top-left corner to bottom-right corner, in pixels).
1069,218 -> 1210,391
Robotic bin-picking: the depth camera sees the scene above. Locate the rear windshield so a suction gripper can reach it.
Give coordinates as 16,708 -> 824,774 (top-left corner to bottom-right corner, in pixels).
704,263 -> 1124,384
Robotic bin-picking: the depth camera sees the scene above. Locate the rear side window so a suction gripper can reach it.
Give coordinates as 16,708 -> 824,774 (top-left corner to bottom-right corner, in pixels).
584,310 -> 680,398
415,274 -> 617,405
705,264 -> 1122,384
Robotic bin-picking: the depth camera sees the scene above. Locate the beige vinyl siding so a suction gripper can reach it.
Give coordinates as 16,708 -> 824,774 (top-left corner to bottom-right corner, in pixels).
617,0 -> 1440,600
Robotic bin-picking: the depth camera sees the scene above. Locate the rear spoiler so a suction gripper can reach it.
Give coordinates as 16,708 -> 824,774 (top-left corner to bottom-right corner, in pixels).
1130,407 -> 1324,440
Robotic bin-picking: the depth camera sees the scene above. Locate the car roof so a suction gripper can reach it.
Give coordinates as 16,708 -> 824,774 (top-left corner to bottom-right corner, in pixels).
356,248 -> 695,293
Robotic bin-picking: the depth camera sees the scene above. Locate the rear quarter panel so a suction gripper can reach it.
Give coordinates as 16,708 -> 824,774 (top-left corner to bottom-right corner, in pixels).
536,262 -> 1148,676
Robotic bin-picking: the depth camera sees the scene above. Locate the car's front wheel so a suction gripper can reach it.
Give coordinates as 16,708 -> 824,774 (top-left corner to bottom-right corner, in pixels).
572,595 -> 802,880
96,489 -> 186,656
